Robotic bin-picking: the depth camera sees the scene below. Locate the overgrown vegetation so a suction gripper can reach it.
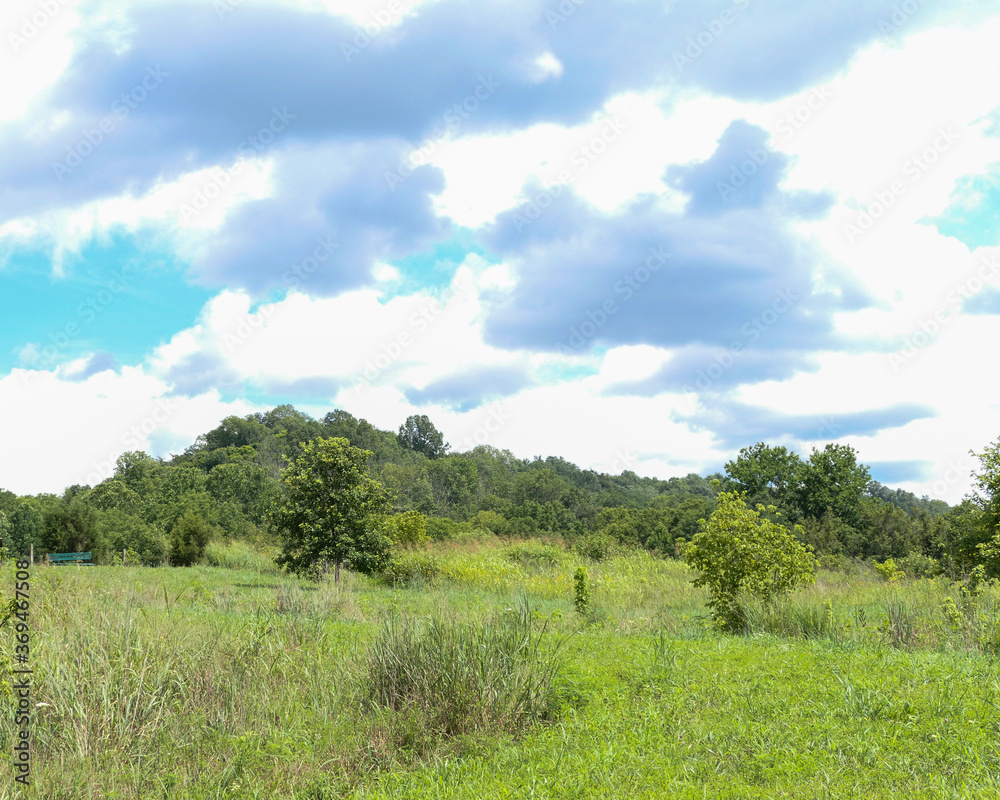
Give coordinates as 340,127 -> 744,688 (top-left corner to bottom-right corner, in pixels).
3,543 -> 1000,798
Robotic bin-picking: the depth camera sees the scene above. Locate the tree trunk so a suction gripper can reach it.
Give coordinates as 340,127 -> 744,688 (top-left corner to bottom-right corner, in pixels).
334,559 -> 341,584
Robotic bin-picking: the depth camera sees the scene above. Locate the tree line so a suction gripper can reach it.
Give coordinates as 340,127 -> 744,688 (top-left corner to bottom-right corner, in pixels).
0,404 -> 997,580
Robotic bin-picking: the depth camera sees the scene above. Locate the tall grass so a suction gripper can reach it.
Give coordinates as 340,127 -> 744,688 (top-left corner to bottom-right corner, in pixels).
362,600 -> 567,739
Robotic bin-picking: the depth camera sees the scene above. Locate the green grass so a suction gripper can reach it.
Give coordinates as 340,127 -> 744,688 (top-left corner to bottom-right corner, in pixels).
3,540 -> 1000,798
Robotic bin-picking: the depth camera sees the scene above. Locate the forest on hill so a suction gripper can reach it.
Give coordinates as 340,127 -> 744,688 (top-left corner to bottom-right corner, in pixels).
0,404 -> 990,578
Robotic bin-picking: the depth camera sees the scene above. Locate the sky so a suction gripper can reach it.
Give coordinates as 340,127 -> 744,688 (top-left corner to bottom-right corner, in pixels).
1,0 -> 998,502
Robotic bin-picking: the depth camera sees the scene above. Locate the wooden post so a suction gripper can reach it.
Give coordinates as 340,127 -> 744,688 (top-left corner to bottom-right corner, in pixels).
123,549 -> 126,565
30,544 -> 34,566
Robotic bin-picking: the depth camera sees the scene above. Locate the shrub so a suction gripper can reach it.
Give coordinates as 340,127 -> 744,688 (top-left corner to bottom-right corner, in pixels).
361,603 -> 565,738
469,510 -> 512,538
896,552 -> 940,578
682,489 -> 816,632
384,510 -> 429,549
380,552 -> 442,587
574,532 -> 617,562
169,512 -> 213,567
872,558 -> 904,582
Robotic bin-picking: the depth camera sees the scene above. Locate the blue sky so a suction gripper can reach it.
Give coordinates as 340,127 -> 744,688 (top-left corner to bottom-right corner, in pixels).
1,0 -> 999,501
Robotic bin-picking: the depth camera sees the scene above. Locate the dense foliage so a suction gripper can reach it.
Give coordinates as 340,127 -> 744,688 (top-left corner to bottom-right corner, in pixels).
2,403 -> 997,580
682,490 -> 817,631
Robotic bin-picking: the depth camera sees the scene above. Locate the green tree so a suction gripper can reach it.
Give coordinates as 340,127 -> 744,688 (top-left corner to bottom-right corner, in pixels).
970,438 -> 1000,577
724,442 -> 803,517
42,499 -> 105,560
383,510 -> 429,549
274,437 -> 394,582
398,415 -> 449,459
682,489 -> 817,632
169,511 -> 213,567
797,444 -> 871,528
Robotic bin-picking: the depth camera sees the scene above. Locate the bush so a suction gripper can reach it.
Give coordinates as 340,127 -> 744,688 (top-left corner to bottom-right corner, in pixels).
384,510 -> 429,549
469,510 -> 512,537
574,532 -> 617,562
169,512 -> 213,567
896,552 -> 940,578
380,552 -> 442,587
682,489 -> 816,632
361,602 -> 565,738
872,558 -> 904,582
101,510 -> 168,566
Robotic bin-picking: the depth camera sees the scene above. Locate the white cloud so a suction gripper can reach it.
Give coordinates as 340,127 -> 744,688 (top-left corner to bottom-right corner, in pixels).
0,366 -> 254,494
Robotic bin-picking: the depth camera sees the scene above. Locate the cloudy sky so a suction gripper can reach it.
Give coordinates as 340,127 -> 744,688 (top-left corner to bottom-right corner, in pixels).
1,0 -> 998,502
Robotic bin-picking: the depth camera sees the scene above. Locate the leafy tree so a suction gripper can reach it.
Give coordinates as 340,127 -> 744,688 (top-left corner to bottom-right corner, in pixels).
724,443 -> 803,517
398,415 -> 449,459
797,444 -> 870,528
969,438 -> 1000,578
169,511 -> 213,566
114,451 -> 160,493
85,479 -> 143,516
469,509 -> 511,537
972,437 -> 1000,536
383,510 -> 429,549
274,437 -> 394,582
101,511 -> 168,566
682,489 -> 816,632
42,500 -> 105,559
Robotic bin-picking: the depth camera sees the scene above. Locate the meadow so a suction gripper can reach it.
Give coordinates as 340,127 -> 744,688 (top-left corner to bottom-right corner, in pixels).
3,538 -> 1000,799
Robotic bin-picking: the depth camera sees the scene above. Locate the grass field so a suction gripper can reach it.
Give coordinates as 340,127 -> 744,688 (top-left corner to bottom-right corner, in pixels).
4,538 -> 1000,799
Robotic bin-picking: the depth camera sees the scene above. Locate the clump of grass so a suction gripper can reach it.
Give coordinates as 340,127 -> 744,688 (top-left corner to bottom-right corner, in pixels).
204,539 -> 280,573
361,601 -> 566,739
744,598 -> 837,640
502,541 -> 565,570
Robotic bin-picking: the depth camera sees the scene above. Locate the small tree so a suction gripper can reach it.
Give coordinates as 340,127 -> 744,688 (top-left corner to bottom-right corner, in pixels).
384,510 -> 429,549
682,489 -> 816,632
169,512 -> 212,566
274,437 -> 394,582
397,415 -> 449,459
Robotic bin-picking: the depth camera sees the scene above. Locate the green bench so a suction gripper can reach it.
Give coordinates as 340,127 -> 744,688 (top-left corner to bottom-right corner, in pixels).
48,552 -> 94,566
